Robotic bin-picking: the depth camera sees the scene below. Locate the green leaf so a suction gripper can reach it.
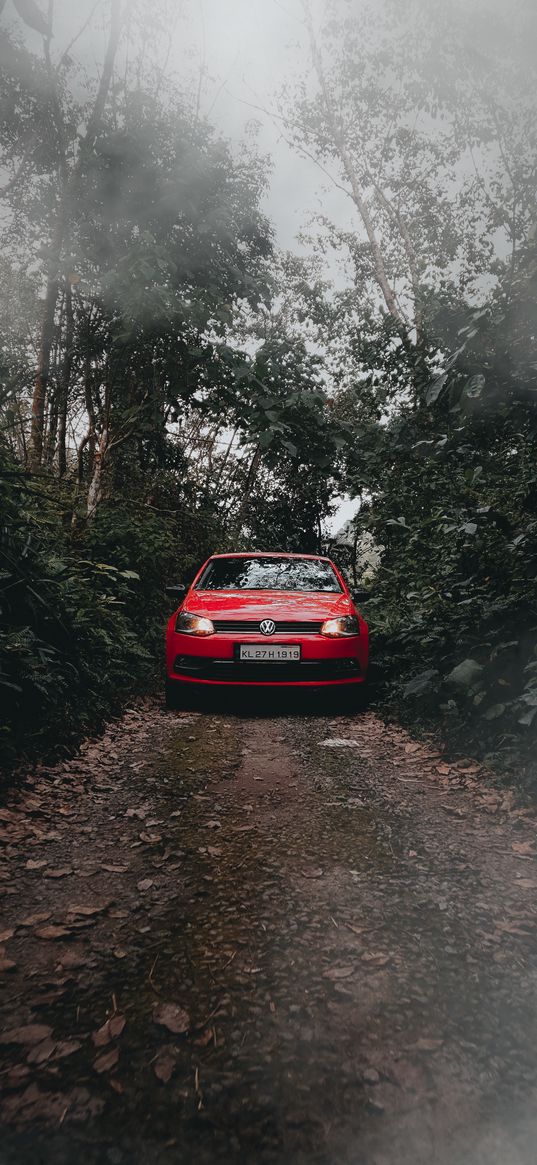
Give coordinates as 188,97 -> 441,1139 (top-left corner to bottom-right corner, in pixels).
445,659 -> 483,689
482,703 -> 506,720
403,669 -> 439,697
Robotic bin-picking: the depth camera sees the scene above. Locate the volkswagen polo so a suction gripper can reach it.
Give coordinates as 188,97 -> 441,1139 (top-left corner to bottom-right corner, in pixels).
165,552 -> 368,706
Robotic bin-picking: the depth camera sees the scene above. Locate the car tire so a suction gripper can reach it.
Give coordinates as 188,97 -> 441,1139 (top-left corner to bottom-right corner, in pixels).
165,679 -> 183,710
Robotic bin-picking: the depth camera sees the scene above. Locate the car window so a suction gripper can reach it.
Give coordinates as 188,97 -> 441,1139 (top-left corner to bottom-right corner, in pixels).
197,557 -> 343,593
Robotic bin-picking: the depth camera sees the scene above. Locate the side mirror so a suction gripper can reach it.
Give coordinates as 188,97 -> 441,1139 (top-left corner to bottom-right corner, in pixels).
165,584 -> 186,600
352,588 -> 369,604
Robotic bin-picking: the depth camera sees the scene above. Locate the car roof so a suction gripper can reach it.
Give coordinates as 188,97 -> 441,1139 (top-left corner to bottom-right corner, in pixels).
208,552 -> 333,562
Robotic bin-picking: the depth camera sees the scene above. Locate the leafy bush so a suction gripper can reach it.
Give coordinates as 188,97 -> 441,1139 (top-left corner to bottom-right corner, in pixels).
0,456 -> 149,767
355,271 -> 537,776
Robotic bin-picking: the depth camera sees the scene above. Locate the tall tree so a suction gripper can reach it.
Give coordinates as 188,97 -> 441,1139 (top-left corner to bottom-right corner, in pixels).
284,0 -> 537,340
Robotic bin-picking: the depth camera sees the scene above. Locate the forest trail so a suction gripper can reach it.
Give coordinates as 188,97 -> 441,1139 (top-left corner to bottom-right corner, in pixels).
2,697 -> 537,1164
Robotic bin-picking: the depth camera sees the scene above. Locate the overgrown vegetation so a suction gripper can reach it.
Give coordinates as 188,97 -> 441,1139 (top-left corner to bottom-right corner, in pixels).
1,0 -> 536,780
354,266 -> 537,771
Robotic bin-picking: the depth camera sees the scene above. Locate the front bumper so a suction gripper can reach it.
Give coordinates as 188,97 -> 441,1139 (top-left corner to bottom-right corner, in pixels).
166,632 -> 367,687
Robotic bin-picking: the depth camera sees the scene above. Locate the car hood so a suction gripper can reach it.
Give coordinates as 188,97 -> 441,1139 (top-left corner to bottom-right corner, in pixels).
185,590 -> 353,621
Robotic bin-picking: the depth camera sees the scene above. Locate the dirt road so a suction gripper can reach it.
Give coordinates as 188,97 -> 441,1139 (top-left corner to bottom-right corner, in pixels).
2,696 -> 537,1164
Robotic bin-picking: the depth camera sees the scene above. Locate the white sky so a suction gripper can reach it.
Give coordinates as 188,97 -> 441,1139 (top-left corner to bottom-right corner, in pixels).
7,0 -> 357,260
179,0 -> 356,254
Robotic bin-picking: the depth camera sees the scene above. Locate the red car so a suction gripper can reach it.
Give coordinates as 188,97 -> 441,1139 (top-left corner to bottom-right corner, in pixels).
165,552 -> 368,707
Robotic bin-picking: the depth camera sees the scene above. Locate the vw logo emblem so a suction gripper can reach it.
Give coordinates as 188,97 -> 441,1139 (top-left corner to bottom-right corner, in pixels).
260,619 -> 276,636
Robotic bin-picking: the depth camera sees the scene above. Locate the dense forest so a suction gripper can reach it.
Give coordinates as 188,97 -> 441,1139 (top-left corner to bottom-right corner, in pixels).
1,0 -> 536,780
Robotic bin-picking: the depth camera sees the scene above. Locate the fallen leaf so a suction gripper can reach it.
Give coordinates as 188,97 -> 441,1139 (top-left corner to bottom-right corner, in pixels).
0,928 -> 15,943
109,1014 -> 126,1039
301,868 -> 324,879
0,809 -> 18,822
92,1015 -> 126,1047
512,841 -> 535,856
137,878 -> 154,892
35,926 -> 71,940
19,912 -> 51,927
153,1047 -> 177,1082
366,1096 -> 385,1114
494,919 -> 534,935
65,903 -> 110,918
345,922 -> 368,936
0,1024 -> 53,1046
53,1041 -> 81,1059
57,950 -> 89,969
94,1047 -> 119,1074
204,820 -> 221,830
361,952 -> 391,966
26,859 -> 48,871
0,956 -> 17,972
27,1038 -> 56,1065
411,1038 -> 444,1052
319,738 -> 361,748
324,965 -> 354,980
44,868 -> 73,879
194,1028 -> 214,1048
6,1065 -> 31,1087
153,1002 -> 190,1034
113,948 -> 128,959
363,1067 -> 381,1084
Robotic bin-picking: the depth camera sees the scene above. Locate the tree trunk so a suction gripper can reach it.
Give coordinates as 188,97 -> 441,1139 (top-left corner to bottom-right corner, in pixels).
234,444 -> 262,534
87,427 -> 109,519
29,0 -> 122,473
29,216 -> 64,471
302,1 -> 404,326
58,276 -> 74,477
371,181 -> 422,339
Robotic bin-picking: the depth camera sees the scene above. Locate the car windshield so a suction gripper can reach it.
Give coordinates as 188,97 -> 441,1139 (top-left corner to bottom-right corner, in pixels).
197,557 -> 342,593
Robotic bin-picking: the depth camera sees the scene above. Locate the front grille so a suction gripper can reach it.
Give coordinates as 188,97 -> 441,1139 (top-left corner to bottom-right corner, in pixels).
212,620 -> 323,635
173,655 -> 360,682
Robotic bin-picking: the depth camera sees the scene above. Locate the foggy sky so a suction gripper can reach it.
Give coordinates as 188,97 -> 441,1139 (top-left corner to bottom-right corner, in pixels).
3,0 -> 356,259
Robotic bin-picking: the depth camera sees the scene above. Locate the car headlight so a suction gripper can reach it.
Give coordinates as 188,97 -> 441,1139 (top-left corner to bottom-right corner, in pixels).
175,612 -> 215,636
321,615 -> 360,637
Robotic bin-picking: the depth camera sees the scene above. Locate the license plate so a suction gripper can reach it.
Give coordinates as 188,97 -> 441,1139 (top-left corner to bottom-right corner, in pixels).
239,645 -> 301,662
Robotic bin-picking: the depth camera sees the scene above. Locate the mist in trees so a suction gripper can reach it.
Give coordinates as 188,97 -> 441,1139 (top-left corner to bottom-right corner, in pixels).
1,0 -> 536,773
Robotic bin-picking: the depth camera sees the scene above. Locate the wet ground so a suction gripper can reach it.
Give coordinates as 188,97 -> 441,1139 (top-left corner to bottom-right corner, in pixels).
2,695 -> 537,1164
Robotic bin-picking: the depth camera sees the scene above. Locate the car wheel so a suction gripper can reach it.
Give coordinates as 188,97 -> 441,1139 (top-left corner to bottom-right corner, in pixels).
165,679 -> 183,710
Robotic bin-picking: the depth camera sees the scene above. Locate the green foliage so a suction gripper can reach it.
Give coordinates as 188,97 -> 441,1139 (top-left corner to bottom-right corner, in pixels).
0,439 -> 222,769
347,242 -> 537,769
0,454 -> 141,765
